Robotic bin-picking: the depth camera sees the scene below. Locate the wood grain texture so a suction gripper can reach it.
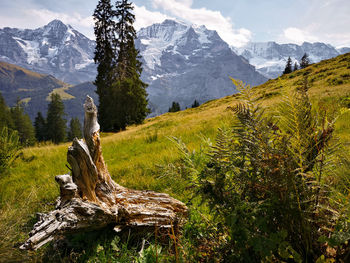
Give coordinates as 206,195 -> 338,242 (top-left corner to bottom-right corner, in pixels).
20,96 -> 187,250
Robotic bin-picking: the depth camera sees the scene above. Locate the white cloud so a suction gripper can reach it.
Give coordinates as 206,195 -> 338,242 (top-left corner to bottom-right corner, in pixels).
151,0 -> 251,47
282,27 -> 319,44
133,5 -> 171,31
279,0 -> 350,47
25,9 -> 94,38
0,8 -> 94,39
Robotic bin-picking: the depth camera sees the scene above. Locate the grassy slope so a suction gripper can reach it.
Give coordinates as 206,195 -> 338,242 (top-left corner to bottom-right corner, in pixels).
0,61 -> 66,90
1,53 -> 350,261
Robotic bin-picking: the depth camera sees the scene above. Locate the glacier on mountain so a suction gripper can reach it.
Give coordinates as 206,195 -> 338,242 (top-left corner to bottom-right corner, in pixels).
135,19 -> 267,115
0,19 -> 96,84
236,41 -> 343,79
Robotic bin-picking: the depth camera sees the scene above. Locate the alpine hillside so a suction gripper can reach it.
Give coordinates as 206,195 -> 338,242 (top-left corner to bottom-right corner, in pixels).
236,41 -> 350,79
0,61 -> 96,121
1,52 -> 350,262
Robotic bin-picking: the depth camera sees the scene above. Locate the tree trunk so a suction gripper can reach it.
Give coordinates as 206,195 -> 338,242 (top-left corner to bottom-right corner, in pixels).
20,96 -> 187,250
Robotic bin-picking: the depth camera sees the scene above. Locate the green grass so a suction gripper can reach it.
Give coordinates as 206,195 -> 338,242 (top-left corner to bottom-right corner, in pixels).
0,53 -> 350,262
46,85 -> 75,101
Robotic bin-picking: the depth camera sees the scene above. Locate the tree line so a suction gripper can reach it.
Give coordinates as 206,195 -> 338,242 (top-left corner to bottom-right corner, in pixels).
0,92 -> 82,146
283,53 -> 310,74
168,100 -> 200,113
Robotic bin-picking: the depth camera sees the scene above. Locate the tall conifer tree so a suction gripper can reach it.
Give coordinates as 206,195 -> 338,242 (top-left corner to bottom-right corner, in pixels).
0,92 -> 13,130
10,101 -> 36,146
46,94 -> 66,144
283,57 -> 293,74
93,0 -> 148,131
67,117 -> 82,141
34,112 -> 47,142
112,0 -> 148,130
293,62 -> 298,71
300,53 -> 310,69
93,0 -> 117,131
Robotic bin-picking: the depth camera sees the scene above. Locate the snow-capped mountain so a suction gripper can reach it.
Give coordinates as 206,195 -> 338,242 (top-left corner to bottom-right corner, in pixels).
0,20 -> 96,84
2,19 -> 348,117
135,19 -> 267,115
236,42 -> 347,79
0,19 -> 267,115
338,47 -> 350,55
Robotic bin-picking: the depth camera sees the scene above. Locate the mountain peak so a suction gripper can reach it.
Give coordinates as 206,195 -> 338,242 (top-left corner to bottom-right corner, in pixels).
161,19 -> 188,27
44,19 -> 68,32
46,19 -> 66,27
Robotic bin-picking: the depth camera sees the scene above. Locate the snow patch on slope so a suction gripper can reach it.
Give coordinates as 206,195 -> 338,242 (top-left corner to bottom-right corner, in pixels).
13,37 -> 41,64
138,20 -> 190,69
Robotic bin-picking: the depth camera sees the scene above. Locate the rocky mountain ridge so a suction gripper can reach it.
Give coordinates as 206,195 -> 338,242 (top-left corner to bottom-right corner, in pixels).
1,19 -> 349,117
236,41 -> 348,79
136,19 -> 267,115
0,19 -> 96,84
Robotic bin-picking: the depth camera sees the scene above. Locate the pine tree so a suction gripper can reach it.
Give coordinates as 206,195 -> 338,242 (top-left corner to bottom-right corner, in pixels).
10,101 -> 36,146
34,112 -> 47,142
0,127 -> 21,175
93,0 -> 117,131
283,57 -> 293,74
67,117 -> 82,141
112,0 -> 148,131
46,93 -> 67,144
293,62 -> 299,71
300,53 -> 310,69
0,92 -> 14,130
168,101 -> 180,112
93,0 -> 149,131
191,100 -> 200,108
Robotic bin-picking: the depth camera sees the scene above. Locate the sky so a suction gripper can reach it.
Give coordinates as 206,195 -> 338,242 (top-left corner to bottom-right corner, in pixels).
0,0 -> 349,48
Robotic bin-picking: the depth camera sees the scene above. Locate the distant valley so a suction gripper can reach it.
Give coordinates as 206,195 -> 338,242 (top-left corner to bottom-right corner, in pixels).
0,61 -> 96,121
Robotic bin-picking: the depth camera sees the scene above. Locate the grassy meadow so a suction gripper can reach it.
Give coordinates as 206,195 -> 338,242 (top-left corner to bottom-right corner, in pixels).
1,53 -> 350,262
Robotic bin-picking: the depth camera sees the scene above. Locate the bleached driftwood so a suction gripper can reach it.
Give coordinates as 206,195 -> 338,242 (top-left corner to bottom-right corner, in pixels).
20,96 -> 187,250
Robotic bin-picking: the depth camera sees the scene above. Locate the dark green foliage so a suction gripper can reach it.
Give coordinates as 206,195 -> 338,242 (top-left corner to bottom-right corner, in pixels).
0,93 -> 14,130
93,0 -> 117,131
191,100 -> 200,108
0,127 -> 21,175
93,0 -> 149,132
168,101 -> 181,112
172,79 -> 345,261
46,93 -> 67,144
0,92 -> 35,147
10,101 -> 36,146
67,117 -> 82,141
109,61 -> 149,131
34,112 -> 47,142
293,61 -> 299,71
300,53 -> 310,69
114,0 -> 137,79
283,56 -> 293,74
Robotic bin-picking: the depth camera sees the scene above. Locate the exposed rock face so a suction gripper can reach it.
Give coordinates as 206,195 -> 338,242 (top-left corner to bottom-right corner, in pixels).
236,41 -> 347,79
2,19 -> 348,118
0,20 -> 96,84
135,19 -> 267,115
1,19 -> 268,117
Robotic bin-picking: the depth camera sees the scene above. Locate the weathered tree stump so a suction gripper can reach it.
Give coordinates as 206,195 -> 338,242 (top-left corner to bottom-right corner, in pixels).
20,96 -> 187,250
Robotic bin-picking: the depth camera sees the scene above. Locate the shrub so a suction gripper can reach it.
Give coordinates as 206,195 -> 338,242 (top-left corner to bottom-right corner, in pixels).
175,79 -> 347,261
0,127 -> 21,175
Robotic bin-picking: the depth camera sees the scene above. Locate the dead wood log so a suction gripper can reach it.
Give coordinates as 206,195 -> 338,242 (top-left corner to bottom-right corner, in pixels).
20,96 -> 187,250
